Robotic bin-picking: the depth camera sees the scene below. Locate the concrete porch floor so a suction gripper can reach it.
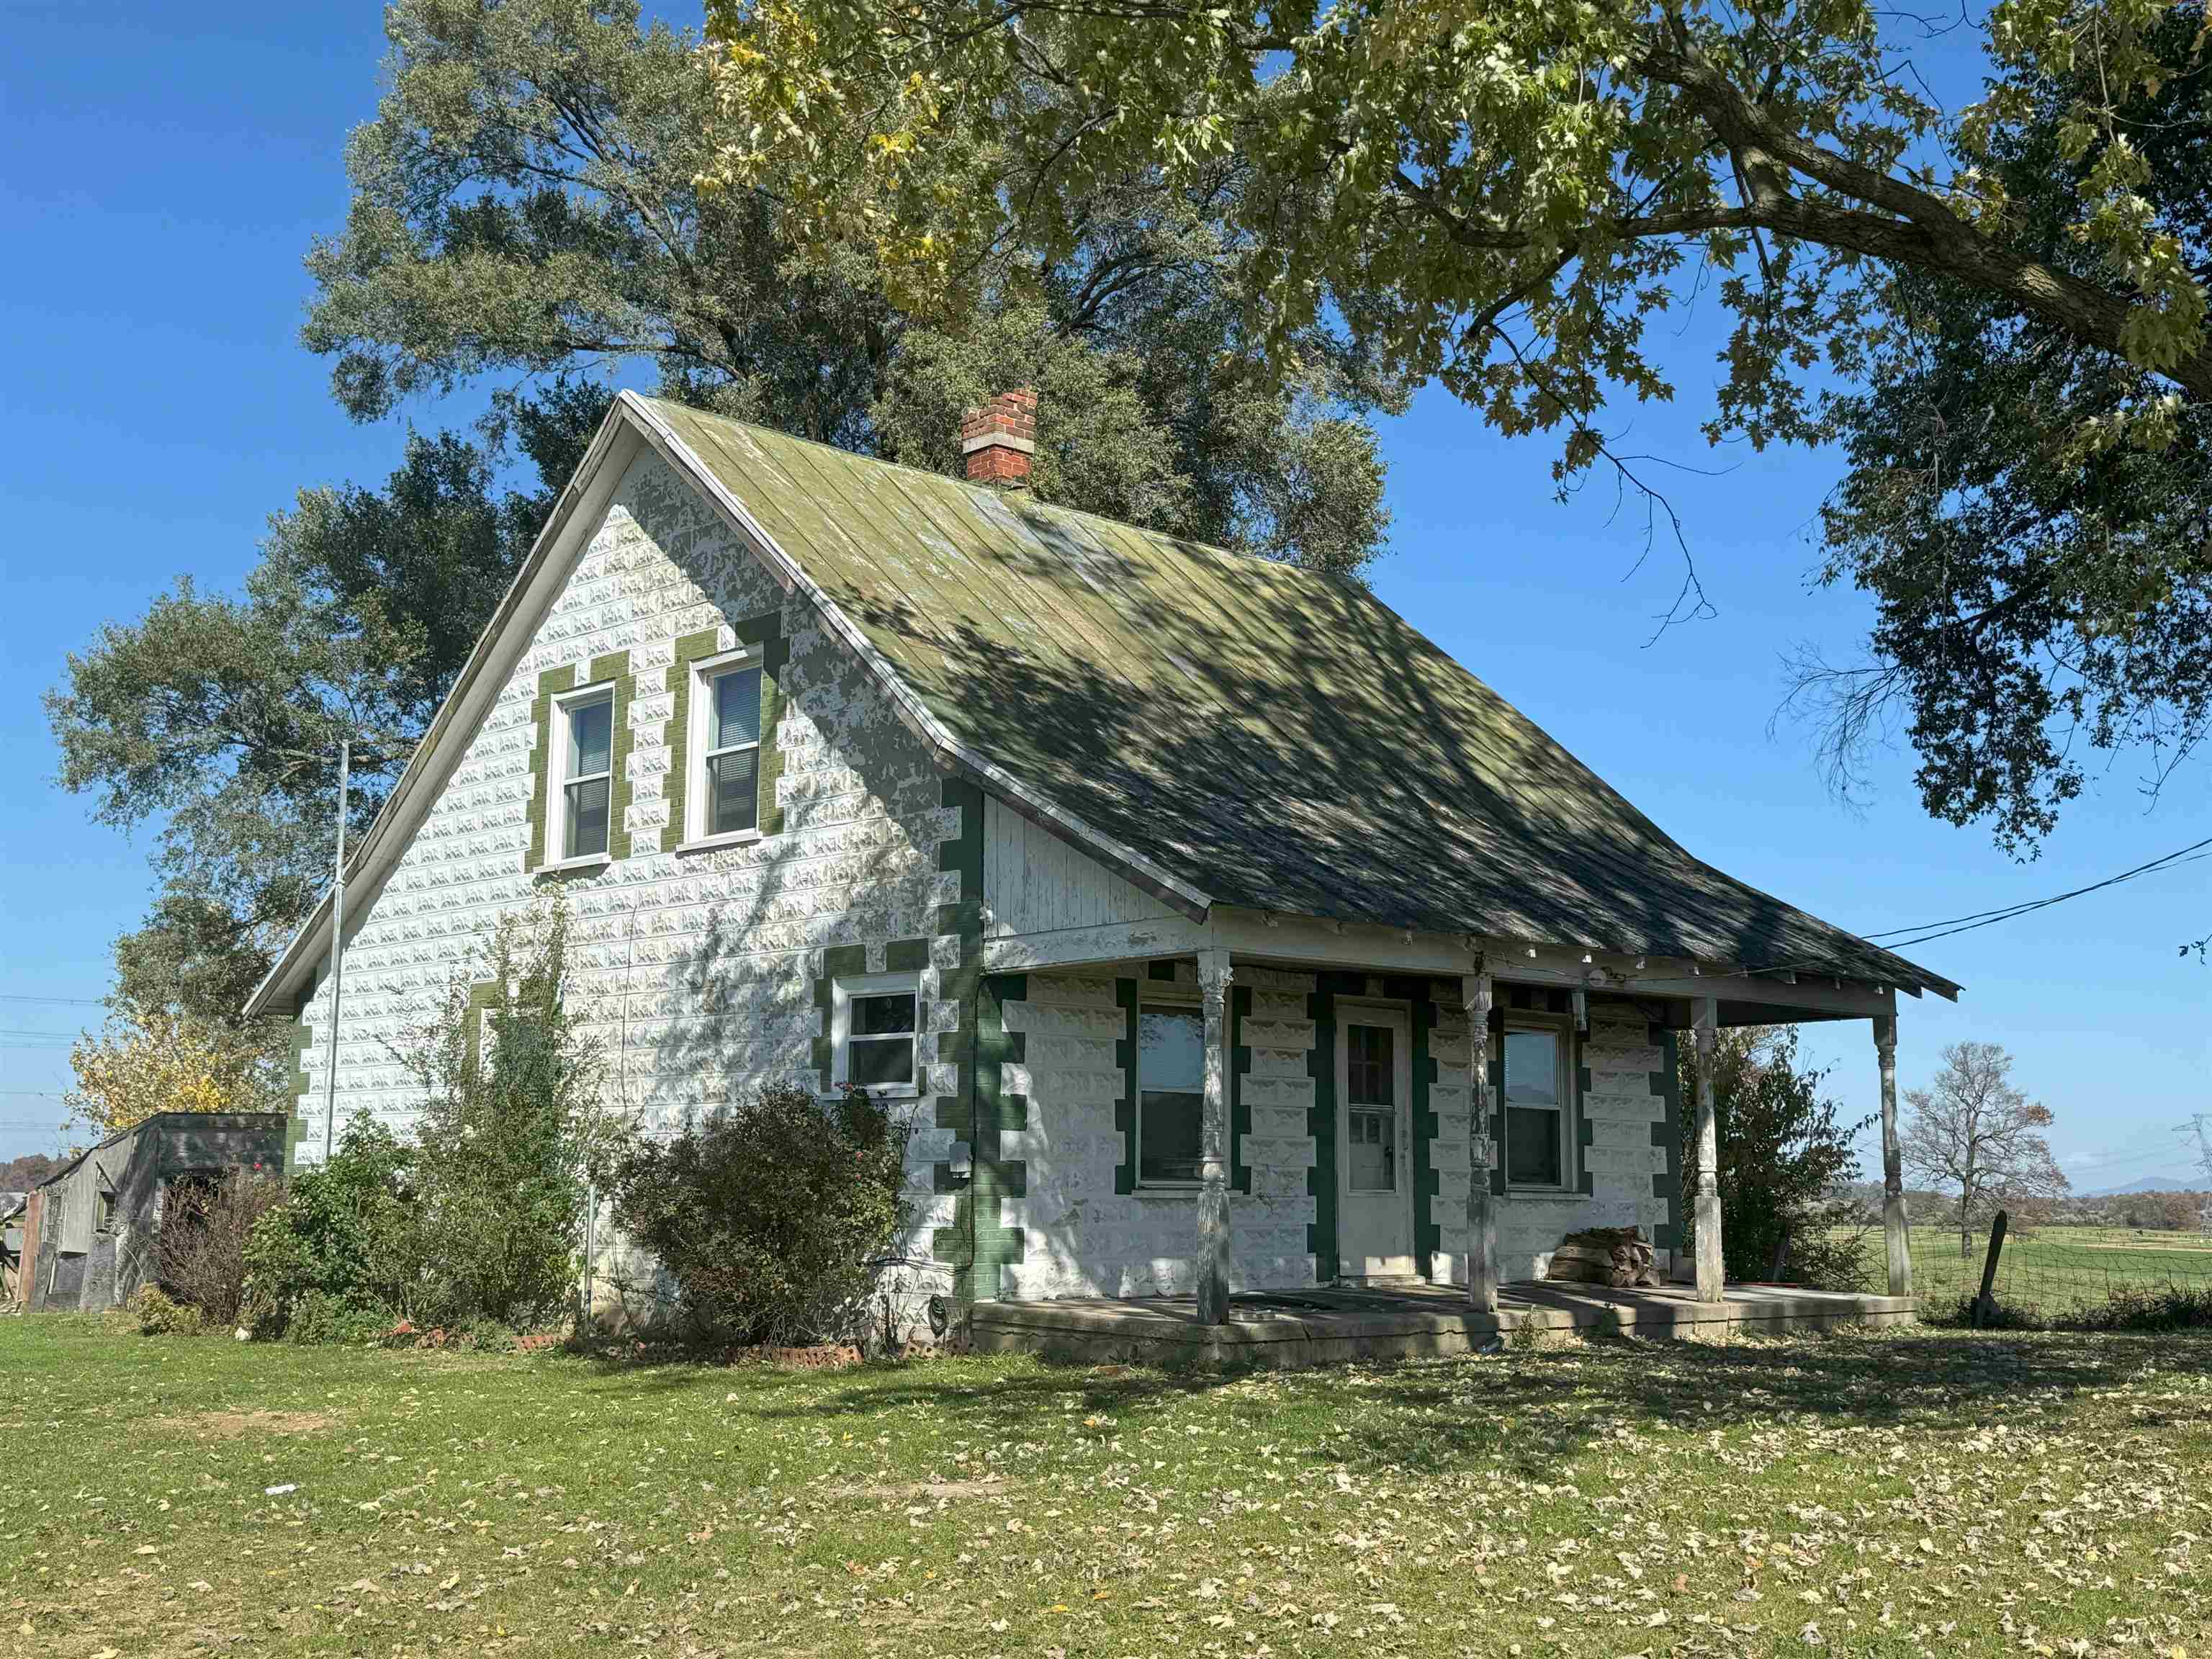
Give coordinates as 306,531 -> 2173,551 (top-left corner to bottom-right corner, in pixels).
971,1280 -> 1915,1369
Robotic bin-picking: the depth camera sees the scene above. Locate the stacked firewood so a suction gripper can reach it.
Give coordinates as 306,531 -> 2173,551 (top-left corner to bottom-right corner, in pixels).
1543,1225 -> 1663,1288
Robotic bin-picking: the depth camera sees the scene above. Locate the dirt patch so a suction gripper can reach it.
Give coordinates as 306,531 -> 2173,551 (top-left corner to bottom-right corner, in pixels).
156,1408 -> 334,1439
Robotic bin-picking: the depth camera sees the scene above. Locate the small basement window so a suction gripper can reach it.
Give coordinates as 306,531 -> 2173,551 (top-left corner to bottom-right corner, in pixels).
1136,999 -> 1205,1186
834,973 -> 920,1096
554,688 -> 614,860
1502,1019 -> 1572,1189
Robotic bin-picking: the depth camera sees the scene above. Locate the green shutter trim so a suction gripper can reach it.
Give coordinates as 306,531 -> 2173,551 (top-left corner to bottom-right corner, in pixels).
1410,990 -> 1439,1280
1304,971 -> 1366,1283
926,777 -> 999,1305
462,980 -> 504,1077
1113,978 -> 1138,1195
1228,984 -> 1253,1195
1486,1004 -> 1507,1198
662,613 -> 788,852
809,944 -> 868,1087
1577,1051 -> 1597,1197
525,651 -> 635,873
286,986 -> 315,1173
1650,1024 -> 1683,1249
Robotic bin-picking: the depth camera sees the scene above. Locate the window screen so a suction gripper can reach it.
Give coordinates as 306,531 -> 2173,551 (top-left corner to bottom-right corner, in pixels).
1138,1007 -> 1204,1184
1503,1026 -> 1565,1187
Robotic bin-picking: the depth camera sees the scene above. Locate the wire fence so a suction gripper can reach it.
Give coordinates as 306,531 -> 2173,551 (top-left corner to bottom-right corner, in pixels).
1890,1220 -> 2212,1326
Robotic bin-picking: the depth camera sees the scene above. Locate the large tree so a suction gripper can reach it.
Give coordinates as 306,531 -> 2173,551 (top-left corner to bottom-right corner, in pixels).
1791,9 -> 2212,860
1902,1040 -> 2071,1254
704,1 -> 2211,468
307,0 -> 1395,574
45,385 -> 610,1035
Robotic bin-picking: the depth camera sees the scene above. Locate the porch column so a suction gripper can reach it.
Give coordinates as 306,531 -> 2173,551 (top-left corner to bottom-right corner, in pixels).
1463,961 -> 1498,1312
1692,996 -> 1724,1303
1874,1014 -> 1913,1297
1197,947 -> 1234,1326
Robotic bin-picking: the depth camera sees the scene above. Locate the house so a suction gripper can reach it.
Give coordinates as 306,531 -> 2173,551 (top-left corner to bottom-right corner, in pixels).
13,1112 -> 287,1312
243,390 -> 1952,1348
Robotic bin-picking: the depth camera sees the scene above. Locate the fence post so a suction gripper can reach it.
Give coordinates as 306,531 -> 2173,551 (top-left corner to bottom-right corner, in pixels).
1972,1209 -> 2010,1328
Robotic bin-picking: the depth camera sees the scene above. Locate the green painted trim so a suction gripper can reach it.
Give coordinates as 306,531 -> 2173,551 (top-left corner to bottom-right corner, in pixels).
1304,971 -> 1372,1282
1576,1056 -> 1596,1197
885,938 -> 931,974
1485,1006 -> 1507,1198
809,945 -> 868,1087
926,777 -> 991,1305
1228,984 -> 1253,1195
462,980 -> 503,1077
1113,979 -> 1138,1196
1410,990 -> 1438,1279
526,652 -> 636,873
1651,1024 -> 1683,1249
662,613 -> 788,853
286,985 -> 315,1174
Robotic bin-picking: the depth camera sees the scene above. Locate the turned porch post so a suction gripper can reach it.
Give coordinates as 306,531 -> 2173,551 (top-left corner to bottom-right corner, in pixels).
1464,961 -> 1498,1311
1197,948 -> 1234,1326
1692,996 -> 1725,1303
1874,1014 -> 1913,1298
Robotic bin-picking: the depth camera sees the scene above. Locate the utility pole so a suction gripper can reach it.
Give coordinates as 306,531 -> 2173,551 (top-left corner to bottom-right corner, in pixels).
2182,1115 -> 2212,1234
322,737 -> 350,1164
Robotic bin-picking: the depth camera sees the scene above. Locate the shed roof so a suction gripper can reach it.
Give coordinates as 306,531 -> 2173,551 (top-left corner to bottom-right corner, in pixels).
639,398 -> 1954,997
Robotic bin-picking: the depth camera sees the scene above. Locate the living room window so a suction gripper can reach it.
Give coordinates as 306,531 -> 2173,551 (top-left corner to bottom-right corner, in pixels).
1502,1017 -> 1573,1189
1136,997 -> 1205,1186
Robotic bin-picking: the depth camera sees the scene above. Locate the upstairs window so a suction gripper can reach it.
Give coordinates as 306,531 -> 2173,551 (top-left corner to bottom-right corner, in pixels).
1136,1001 -> 1205,1186
686,652 -> 764,844
1502,1021 -> 1570,1189
554,689 -> 613,861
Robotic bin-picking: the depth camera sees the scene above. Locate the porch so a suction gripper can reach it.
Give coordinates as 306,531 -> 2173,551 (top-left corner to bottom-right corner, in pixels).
972,1280 -> 1915,1370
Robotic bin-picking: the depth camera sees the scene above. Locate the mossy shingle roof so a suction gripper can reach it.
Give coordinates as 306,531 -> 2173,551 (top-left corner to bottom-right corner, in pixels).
646,397 -> 1954,997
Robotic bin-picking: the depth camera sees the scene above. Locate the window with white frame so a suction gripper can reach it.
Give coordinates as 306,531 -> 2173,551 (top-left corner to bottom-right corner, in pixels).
1136,997 -> 1205,1185
834,972 -> 920,1095
688,653 -> 763,842
1501,1018 -> 1572,1188
554,688 -> 614,860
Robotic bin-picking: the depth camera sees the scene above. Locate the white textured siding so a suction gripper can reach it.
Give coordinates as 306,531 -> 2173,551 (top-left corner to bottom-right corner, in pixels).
980,796 -> 1179,939
292,450 -> 963,1326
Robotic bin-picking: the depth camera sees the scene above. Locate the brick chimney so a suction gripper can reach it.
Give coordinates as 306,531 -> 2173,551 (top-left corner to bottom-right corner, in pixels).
961,387 -> 1036,487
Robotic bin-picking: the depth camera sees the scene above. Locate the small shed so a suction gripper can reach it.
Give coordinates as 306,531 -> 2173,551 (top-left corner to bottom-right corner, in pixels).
17,1113 -> 287,1313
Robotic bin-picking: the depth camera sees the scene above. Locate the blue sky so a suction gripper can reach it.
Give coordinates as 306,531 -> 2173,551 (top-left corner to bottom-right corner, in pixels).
1,6 -> 2204,1183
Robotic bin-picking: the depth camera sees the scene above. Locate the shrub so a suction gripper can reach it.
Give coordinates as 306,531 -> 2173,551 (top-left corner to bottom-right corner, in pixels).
602,1083 -> 912,1348
157,1167 -> 287,1326
131,1284 -> 204,1336
243,905 -> 611,1340
2076,1285 -> 2212,1332
243,1118 -> 422,1338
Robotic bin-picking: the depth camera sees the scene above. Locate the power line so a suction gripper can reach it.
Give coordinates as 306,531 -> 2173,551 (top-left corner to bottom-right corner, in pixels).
1862,835 -> 2212,954
0,994 -> 105,1007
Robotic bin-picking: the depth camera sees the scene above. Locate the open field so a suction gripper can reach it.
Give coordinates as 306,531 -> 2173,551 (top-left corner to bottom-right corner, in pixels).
4,1317 -> 2210,1657
1888,1224 -> 2212,1321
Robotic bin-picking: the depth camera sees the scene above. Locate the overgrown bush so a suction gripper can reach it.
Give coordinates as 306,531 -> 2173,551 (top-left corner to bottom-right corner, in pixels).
130,1283 -> 204,1336
157,1167 -> 286,1326
243,1118 -> 421,1339
1681,1025 -> 1874,1291
602,1083 -> 912,1348
2082,1285 -> 2212,1331
245,906 -> 609,1339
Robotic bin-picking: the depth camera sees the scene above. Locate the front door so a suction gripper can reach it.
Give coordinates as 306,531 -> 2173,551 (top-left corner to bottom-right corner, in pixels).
1336,1004 -> 1415,1280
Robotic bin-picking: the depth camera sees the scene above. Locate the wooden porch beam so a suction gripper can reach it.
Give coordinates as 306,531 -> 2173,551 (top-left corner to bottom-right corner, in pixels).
1197,947 -> 1234,1326
1874,1014 -> 1913,1298
1692,996 -> 1724,1303
1464,959 -> 1499,1313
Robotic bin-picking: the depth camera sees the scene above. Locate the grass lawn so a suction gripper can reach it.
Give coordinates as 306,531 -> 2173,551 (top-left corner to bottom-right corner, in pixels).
1888,1226 -> 2212,1321
4,1317 -> 2209,1658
